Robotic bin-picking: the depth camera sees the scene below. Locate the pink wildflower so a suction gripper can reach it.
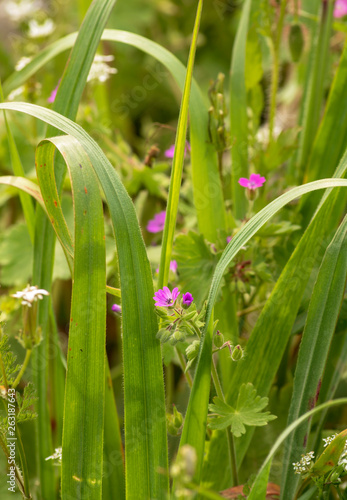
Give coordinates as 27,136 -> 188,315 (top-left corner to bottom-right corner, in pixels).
334,0 -> 347,18
153,287 -> 180,307
155,260 -> 178,274
47,81 -> 60,103
238,173 -> 266,190
112,304 -> 121,314
147,211 -> 166,233
164,142 -> 191,159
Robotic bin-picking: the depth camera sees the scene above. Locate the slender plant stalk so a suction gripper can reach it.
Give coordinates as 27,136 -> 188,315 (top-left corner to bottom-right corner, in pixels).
12,350 -> 32,390
269,0 -> 288,144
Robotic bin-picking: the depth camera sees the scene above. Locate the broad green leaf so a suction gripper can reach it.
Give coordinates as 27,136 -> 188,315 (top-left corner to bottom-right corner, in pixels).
208,383 -> 276,437
178,177 -> 347,483
3,28 -> 227,241
281,215 -> 347,500
29,1 -> 117,498
0,101 -> 169,500
173,231 -> 219,308
247,460 -> 272,500
36,136 -> 106,499
230,0 -> 251,220
158,0 -> 203,288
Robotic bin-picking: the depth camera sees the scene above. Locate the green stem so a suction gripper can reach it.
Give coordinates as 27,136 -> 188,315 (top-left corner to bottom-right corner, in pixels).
165,362 -> 174,410
0,433 -> 27,497
0,348 -> 8,391
210,358 -> 239,485
269,0 -> 288,144
177,349 -> 193,388
12,350 -> 32,389
16,426 -> 31,498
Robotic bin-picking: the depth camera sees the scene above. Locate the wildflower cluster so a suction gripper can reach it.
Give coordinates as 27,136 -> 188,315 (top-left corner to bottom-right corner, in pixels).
153,287 -> 204,346
293,451 -> 315,475
293,433 -> 347,495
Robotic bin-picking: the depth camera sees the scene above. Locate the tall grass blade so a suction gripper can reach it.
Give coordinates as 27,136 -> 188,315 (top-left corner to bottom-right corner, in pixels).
158,0 -> 203,288
229,0 -> 251,220
36,136 -> 106,499
280,215 -> 347,500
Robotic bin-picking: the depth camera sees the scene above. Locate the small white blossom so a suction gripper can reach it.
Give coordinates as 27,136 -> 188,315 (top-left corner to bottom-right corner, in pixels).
12,285 -> 49,307
338,440 -> 347,472
323,434 -> 337,447
28,18 -> 55,39
45,447 -> 62,463
87,54 -> 117,83
293,451 -> 315,475
15,56 -> 32,71
4,0 -> 42,22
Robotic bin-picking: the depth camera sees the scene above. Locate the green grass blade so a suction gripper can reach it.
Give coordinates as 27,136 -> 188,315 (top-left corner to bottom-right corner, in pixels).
158,0 -> 203,288
36,136 -> 106,498
294,1 -> 334,181
178,178 -> 347,483
250,398 -> 347,500
30,2 -> 116,497
300,38 -> 347,224
0,176 -> 45,208
280,215 -> 347,500
2,28 -> 227,241
0,102 -> 169,499
0,81 -> 35,243
229,0 -> 251,220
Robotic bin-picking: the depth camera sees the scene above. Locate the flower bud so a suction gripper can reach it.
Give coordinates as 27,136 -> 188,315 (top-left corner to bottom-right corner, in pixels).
170,329 -> 186,345
214,330 -> 224,348
289,24 -> 304,63
182,292 -> 194,309
167,405 -> 183,436
186,340 -> 200,361
231,344 -> 244,362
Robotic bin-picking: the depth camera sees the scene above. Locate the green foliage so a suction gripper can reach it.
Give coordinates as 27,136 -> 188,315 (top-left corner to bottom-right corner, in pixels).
16,383 -> 38,423
208,383 -> 276,437
0,335 -> 20,386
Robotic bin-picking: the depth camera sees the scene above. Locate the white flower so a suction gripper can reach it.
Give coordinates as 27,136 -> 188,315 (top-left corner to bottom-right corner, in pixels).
323,434 -> 337,447
4,0 -> 42,23
12,285 -> 49,307
293,451 -> 315,475
87,54 -> 117,83
15,56 -> 32,71
28,18 -> 55,39
45,447 -> 62,462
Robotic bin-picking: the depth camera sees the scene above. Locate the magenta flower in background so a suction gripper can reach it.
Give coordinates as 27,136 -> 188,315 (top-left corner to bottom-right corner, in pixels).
182,292 -> 194,307
226,236 -> 232,244
47,81 -> 60,103
164,142 -> 191,159
238,173 -> 266,190
156,260 -> 178,274
112,304 -> 121,314
147,211 -> 166,233
153,287 -> 180,307
334,0 -> 347,18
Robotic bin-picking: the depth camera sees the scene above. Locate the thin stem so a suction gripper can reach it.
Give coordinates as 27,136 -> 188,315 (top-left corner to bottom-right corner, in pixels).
177,349 -> 193,388
12,350 -> 32,389
237,301 -> 266,317
211,358 -> 239,485
165,362 -> 174,410
0,348 -> 8,391
269,0 -> 288,144
16,426 -> 31,498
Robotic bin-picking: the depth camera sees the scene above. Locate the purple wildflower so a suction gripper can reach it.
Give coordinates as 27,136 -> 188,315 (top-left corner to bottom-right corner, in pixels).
164,142 -> 191,159
334,0 -> 347,18
182,292 -> 194,308
112,304 -> 121,314
147,211 -> 166,233
226,236 -> 232,244
153,287 -> 180,307
238,173 -> 266,190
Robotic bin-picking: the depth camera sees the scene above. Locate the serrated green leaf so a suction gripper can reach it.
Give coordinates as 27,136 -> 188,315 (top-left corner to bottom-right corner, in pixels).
208,383 -> 276,437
